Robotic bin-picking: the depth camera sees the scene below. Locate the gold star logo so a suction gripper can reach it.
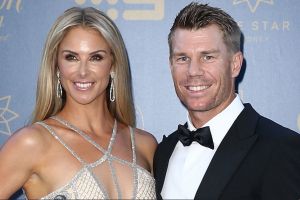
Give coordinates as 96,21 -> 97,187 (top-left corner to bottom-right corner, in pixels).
233,0 -> 274,13
74,0 -> 117,5
0,96 -> 19,136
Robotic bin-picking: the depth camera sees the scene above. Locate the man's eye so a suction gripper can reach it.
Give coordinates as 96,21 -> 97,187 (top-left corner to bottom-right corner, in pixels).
176,56 -> 189,63
203,55 -> 214,62
65,54 -> 77,61
90,54 -> 103,62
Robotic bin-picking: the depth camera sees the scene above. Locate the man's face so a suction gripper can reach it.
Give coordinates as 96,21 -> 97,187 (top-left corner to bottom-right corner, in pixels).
170,24 -> 242,117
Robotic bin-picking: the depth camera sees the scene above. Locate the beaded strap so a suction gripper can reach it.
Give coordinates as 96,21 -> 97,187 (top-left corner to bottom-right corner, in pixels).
36,121 -> 87,165
39,116 -> 142,199
50,116 -> 117,156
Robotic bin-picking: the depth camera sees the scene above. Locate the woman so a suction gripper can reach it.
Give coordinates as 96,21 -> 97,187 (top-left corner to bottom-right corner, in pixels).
0,7 -> 157,199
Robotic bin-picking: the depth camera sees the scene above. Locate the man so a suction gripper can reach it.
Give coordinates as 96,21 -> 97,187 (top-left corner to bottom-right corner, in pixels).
153,2 -> 300,200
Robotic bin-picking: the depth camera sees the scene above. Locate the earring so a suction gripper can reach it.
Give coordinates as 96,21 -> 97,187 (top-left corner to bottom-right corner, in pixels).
56,71 -> 62,99
110,72 -> 115,102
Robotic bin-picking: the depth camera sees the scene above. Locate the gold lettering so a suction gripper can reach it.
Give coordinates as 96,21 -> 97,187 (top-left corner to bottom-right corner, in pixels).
0,16 -> 3,28
15,0 -> 21,12
252,21 -> 259,31
107,8 -> 118,20
106,0 -> 117,4
74,0 -> 85,5
123,0 -> 164,20
0,0 -> 22,12
0,0 -> 7,9
262,21 -> 268,31
237,21 -> 243,29
245,21 -> 291,32
271,21 -> 279,31
245,36 -> 269,43
282,21 -> 290,31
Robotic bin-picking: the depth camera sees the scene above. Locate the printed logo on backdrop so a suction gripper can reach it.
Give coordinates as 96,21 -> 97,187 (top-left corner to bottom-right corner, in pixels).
74,0 -> 164,20
233,0 -> 274,13
0,0 -> 22,42
0,96 -> 19,136
233,0 -> 290,43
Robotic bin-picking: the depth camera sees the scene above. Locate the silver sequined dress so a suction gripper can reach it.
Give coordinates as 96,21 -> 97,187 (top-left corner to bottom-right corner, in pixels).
27,117 -> 156,199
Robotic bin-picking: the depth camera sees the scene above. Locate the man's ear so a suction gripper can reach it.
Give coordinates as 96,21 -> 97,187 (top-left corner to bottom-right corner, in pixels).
169,57 -> 173,69
231,51 -> 243,78
169,59 -> 175,74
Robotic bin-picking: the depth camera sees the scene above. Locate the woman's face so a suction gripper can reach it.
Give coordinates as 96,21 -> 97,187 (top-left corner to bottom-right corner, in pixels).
57,26 -> 113,106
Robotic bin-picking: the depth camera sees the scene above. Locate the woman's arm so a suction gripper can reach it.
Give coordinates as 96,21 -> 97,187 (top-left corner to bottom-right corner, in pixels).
0,126 -> 45,199
135,128 -> 158,174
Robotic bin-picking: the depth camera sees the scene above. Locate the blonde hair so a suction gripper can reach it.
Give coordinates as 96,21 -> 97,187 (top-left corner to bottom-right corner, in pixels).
168,2 -> 241,58
32,7 -> 136,126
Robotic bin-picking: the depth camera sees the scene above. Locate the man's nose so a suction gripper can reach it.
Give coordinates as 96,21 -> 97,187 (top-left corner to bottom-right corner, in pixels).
188,59 -> 204,76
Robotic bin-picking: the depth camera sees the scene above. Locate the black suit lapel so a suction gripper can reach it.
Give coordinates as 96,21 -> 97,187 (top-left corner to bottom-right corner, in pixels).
153,131 -> 179,196
195,104 -> 260,199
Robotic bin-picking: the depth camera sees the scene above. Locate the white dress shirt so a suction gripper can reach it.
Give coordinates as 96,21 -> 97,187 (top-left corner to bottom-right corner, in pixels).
161,95 -> 244,199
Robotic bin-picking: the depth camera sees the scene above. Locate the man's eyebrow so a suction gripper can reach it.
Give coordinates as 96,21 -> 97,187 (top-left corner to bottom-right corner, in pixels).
172,52 -> 187,56
200,49 -> 220,54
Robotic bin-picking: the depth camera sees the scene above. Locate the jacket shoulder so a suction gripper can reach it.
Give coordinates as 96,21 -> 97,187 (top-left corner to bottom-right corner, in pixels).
159,129 -> 178,144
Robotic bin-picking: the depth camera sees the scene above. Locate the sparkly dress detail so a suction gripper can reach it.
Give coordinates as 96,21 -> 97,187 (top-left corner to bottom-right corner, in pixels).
34,117 -> 156,199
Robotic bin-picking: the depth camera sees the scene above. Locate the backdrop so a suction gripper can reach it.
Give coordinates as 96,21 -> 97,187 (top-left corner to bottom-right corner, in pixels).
0,0 -> 299,197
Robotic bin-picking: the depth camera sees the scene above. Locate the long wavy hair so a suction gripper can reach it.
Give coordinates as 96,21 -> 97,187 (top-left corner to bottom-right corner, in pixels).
32,7 -> 136,126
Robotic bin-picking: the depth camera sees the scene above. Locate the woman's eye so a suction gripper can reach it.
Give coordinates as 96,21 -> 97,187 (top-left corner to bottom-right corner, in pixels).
90,54 -> 103,62
65,54 -> 77,61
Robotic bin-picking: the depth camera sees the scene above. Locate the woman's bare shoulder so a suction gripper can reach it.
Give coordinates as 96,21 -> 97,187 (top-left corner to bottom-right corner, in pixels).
134,128 -> 158,160
2,123 -> 52,157
134,128 -> 158,148
0,123 -> 54,198
132,128 -> 157,173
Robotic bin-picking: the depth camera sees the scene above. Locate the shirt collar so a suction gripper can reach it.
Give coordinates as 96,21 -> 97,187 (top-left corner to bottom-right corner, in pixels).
187,94 -> 244,148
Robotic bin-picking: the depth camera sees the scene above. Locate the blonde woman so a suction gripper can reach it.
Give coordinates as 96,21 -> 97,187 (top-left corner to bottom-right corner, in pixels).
0,7 -> 157,199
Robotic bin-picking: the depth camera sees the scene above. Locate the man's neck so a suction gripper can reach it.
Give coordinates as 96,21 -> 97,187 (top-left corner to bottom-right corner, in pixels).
189,93 -> 237,128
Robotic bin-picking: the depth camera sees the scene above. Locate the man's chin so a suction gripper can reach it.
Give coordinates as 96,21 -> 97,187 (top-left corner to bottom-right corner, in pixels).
180,100 -> 212,112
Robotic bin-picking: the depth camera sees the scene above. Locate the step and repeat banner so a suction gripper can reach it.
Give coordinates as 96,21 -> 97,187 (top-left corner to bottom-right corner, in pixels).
1,0 -> 300,146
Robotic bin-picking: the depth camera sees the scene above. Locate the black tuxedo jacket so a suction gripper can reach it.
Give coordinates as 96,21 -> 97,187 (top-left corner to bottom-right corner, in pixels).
154,104 -> 300,200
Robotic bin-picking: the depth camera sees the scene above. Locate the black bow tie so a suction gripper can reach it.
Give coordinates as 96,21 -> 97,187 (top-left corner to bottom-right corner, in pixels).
177,124 -> 214,149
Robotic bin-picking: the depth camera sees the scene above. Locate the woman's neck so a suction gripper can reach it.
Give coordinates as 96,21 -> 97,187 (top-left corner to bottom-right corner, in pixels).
56,99 -> 114,136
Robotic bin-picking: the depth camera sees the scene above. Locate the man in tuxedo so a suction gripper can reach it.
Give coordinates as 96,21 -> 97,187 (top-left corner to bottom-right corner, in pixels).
153,2 -> 300,200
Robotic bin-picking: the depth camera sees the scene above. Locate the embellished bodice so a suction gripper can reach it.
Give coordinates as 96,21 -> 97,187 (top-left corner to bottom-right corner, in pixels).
29,117 -> 155,199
